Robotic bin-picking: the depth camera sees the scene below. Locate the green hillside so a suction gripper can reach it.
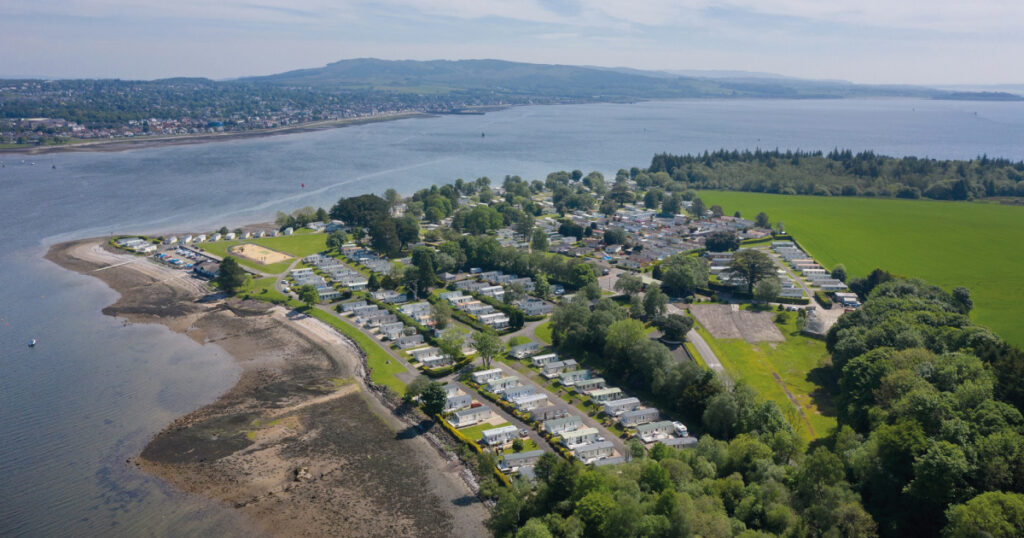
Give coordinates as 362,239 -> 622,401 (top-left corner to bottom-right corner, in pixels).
696,191 -> 1024,346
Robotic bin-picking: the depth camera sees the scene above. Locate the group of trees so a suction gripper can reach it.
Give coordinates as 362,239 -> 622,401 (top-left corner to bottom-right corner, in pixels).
647,150 -> 1024,200
275,206 -> 328,231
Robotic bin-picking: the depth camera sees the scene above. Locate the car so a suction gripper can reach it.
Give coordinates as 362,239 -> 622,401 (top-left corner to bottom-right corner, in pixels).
596,436 -> 605,442
519,429 -> 528,437
601,268 -> 610,276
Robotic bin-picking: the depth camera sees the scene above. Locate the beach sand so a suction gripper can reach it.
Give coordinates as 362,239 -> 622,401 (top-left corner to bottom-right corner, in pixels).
45,239 -> 489,538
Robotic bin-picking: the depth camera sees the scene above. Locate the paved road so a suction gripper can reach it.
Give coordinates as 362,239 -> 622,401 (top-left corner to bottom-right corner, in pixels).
766,249 -> 815,301
455,381 -> 552,454
667,303 -> 733,387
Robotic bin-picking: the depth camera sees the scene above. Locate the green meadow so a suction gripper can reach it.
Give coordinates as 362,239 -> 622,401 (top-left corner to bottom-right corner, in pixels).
198,231 -> 327,274
697,191 -> 1024,346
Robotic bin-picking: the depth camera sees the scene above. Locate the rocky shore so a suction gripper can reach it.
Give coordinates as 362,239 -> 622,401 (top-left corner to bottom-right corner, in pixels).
45,239 -> 488,537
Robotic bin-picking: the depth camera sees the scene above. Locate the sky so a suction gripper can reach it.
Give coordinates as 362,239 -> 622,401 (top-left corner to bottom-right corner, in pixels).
1,0 -> 1022,85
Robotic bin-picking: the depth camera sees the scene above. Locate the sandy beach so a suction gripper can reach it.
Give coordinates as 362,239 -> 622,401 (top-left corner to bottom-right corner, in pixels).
4,112 -> 428,155
45,239 -> 489,537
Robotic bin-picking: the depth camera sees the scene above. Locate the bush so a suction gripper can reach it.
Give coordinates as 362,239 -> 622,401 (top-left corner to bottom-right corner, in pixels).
814,290 -> 833,308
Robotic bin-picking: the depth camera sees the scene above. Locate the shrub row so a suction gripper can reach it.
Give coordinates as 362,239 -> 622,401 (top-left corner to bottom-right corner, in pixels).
422,356 -> 475,378
437,416 -> 513,487
814,290 -> 833,308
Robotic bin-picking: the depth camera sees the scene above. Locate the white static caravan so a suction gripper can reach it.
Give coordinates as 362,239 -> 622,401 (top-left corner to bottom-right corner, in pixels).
481,425 -> 519,446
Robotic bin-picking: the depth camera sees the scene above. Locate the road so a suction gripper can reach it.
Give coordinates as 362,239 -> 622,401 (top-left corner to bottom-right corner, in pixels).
666,303 -> 733,387
764,247 -> 814,303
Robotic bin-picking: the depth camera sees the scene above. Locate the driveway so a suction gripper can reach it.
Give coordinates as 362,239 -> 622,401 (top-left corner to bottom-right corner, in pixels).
667,303 -> 733,386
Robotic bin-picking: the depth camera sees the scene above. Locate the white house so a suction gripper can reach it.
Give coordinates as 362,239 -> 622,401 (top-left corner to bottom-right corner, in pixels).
452,405 -> 491,428
471,368 -> 504,384
444,394 -> 473,413
486,376 -> 521,394
560,427 -> 600,447
504,385 -> 536,401
479,312 -> 510,329
603,397 -> 642,416
618,407 -> 660,426
559,369 -> 592,386
499,450 -> 546,473
637,421 -> 676,443
573,441 -> 615,463
481,425 -> 519,446
575,377 -> 607,392
542,415 -> 583,435
530,353 -> 559,368
587,387 -> 623,403
512,393 -> 549,411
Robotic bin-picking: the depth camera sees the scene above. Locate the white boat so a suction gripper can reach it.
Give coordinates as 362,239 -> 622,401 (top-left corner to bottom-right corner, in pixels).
28,339 -> 37,347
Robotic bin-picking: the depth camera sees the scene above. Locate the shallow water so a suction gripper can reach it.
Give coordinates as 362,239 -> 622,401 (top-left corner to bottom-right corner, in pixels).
2,98 -> 1023,536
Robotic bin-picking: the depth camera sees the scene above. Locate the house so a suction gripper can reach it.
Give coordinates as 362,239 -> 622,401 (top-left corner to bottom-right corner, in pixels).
560,427 -> 600,447
210,233 -> 222,242
283,227 -> 294,235
509,342 -> 541,359
486,376 -> 521,394
518,299 -> 552,316
542,415 -> 584,435
636,421 -> 676,443
559,369 -> 592,386
512,393 -> 548,411
587,387 -> 623,403
481,425 -> 519,446
180,235 -> 193,244
192,261 -> 220,279
471,368 -> 504,384
317,287 -> 341,302
499,450 -> 546,472
479,312 -> 510,329
530,405 -> 571,422
619,407 -> 660,426
575,377 -> 607,392
224,233 -> 236,240
452,405 -> 492,428
658,437 -> 699,449
441,382 -> 462,398
163,236 -> 178,245
592,456 -> 627,467
409,347 -> 442,362
479,286 -> 505,300
395,335 -> 425,349
573,441 -> 615,462
421,355 -> 453,369
381,323 -> 406,341
442,272 -> 457,282
444,394 -> 473,413
602,397 -> 642,417
542,360 -> 577,378
504,385 -> 536,401
530,353 -> 559,368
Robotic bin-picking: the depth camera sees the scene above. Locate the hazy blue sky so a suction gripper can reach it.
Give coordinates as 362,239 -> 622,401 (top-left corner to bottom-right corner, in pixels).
2,0 -> 1022,84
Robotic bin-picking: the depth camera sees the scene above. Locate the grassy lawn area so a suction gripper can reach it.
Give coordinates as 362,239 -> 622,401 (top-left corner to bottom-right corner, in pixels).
238,276 -> 292,304
458,421 -> 511,442
305,308 -> 408,394
198,233 -> 328,275
696,190 -> 1024,347
684,341 -> 707,369
535,321 -> 553,345
694,318 -> 837,442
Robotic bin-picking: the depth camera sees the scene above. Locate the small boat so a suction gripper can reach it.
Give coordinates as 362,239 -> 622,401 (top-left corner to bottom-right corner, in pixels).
28,339 -> 37,347
481,132 -> 485,138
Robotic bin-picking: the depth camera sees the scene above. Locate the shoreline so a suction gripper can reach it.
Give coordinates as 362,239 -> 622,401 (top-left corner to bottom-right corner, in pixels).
44,238 -> 488,537
2,112 -> 430,155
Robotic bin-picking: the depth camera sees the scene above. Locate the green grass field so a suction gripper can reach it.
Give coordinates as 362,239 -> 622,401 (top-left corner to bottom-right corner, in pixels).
199,233 -> 328,275
458,421 -> 512,442
304,308 -> 408,394
697,191 -> 1024,347
535,322 -> 553,345
695,317 -> 837,441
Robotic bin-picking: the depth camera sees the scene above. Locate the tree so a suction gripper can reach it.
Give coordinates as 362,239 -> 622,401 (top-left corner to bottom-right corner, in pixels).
657,314 -> 694,341
690,197 -> 707,218
535,274 -> 551,299
516,519 -> 553,538
299,284 -> 319,308
431,301 -> 452,330
437,327 -> 465,361
603,227 -> 627,245
944,491 -> 1024,538
403,375 -> 431,403
953,286 -> 973,314
705,231 -> 740,251
755,212 -> 770,228
509,309 -> 526,330
582,281 -> 602,301
643,189 -> 662,209
831,263 -> 848,283
614,274 -> 644,297
512,438 -> 525,452
215,256 -> 247,294
473,331 -> 504,369
729,249 -> 776,295
753,277 -> 781,303
420,382 -> 447,417
660,256 -> 709,297
330,194 -> 389,226
368,218 -> 402,257
703,392 -> 739,439
384,188 -> 401,210
394,215 -> 419,247
710,204 -> 724,217
599,198 -> 617,217
411,246 -> 437,294
531,228 -> 548,252
643,287 -> 668,319
326,230 -> 347,252
515,213 -> 535,240
661,193 -> 682,215
315,207 -> 329,223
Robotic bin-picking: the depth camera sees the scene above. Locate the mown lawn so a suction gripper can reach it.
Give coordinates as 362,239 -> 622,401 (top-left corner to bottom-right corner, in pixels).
458,421 -> 512,442
696,191 -> 1024,347
305,308 -> 408,394
535,322 -> 553,345
238,276 -> 292,304
695,317 -> 837,442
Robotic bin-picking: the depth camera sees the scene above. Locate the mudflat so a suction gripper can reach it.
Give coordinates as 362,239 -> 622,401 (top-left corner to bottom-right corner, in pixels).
45,239 -> 488,538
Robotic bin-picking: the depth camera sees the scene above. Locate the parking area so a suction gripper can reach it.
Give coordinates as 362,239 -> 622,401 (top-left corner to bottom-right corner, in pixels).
690,304 -> 784,343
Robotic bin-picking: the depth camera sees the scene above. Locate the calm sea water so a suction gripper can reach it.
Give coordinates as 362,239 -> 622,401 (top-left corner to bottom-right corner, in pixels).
2,98 -> 1024,536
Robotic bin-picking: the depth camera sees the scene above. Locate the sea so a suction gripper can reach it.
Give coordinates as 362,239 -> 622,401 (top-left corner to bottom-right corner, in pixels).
2,98 -> 1024,536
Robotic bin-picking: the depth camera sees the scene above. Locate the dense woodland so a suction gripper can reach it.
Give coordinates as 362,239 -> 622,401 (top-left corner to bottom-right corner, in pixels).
648,150 -> 1024,200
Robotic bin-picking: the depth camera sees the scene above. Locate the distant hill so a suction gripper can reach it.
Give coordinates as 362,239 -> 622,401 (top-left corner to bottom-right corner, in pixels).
240,58 -> 1023,102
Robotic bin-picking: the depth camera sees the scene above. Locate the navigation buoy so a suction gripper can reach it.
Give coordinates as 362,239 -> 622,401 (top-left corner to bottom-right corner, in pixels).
301,183 -> 305,188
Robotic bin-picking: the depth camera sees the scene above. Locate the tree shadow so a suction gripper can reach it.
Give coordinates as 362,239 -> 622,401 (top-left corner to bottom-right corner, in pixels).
451,495 -> 481,507
395,419 -> 434,440
807,364 -> 838,417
